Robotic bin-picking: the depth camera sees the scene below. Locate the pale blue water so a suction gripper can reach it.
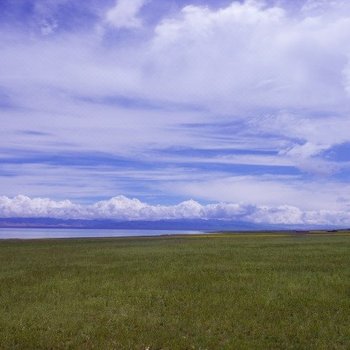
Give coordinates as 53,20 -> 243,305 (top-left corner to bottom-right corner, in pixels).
0,228 -> 203,239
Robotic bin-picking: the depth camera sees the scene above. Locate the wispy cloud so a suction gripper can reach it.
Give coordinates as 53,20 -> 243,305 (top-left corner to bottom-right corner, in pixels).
104,0 -> 147,29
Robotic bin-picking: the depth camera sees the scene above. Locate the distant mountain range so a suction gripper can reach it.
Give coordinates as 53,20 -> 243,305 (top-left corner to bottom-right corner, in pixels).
0,217 -> 347,231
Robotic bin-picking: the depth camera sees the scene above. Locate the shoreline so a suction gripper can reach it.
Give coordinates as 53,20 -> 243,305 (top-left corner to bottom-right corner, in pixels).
1,229 -> 350,241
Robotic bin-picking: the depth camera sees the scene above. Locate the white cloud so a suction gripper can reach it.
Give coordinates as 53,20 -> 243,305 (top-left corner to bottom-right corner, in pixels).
0,195 -> 82,219
91,197 -> 205,220
105,0 -> 146,29
1,194 -> 350,226
145,0 -> 350,113
247,205 -> 304,225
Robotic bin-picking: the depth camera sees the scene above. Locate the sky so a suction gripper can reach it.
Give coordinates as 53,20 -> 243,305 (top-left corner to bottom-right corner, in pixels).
1,0 -> 350,225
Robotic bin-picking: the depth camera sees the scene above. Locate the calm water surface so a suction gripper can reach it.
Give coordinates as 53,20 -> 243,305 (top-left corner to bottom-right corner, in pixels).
0,228 -> 203,239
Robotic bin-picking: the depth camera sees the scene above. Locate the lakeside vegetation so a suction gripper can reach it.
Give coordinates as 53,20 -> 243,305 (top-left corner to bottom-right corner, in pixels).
1,232 -> 350,349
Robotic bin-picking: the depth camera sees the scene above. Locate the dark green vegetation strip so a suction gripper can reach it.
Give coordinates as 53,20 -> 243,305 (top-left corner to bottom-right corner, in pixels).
0,235 -> 350,349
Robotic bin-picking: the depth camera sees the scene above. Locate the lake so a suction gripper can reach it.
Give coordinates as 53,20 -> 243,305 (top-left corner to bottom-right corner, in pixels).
0,228 -> 203,239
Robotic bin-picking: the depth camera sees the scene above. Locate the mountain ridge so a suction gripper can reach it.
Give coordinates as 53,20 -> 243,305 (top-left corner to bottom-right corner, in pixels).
0,217 -> 347,231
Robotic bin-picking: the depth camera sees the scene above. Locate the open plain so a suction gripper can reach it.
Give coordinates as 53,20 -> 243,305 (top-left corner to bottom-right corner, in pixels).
1,232 -> 350,349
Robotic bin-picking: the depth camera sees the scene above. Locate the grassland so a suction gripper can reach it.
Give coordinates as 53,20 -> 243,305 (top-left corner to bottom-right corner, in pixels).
0,233 -> 350,349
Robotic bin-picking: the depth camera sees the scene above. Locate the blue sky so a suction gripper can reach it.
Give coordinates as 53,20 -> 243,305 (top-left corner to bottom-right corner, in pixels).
1,0 -> 350,224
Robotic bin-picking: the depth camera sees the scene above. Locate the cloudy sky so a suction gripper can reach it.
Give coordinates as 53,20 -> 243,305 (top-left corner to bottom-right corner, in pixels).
1,0 -> 350,224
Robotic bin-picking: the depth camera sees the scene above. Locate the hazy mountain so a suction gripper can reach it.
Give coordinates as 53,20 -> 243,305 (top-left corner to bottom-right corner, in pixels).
0,217 -> 345,231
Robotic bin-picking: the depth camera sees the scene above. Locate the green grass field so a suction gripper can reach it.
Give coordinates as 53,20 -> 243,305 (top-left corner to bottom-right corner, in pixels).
1,233 -> 350,349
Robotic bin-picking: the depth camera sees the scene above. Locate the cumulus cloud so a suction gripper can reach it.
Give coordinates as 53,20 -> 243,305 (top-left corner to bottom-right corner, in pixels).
145,0 -> 350,113
0,195 -> 82,219
1,194 -> 350,226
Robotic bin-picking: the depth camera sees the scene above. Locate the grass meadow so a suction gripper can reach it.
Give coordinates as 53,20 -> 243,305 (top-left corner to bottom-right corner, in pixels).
0,233 -> 350,349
